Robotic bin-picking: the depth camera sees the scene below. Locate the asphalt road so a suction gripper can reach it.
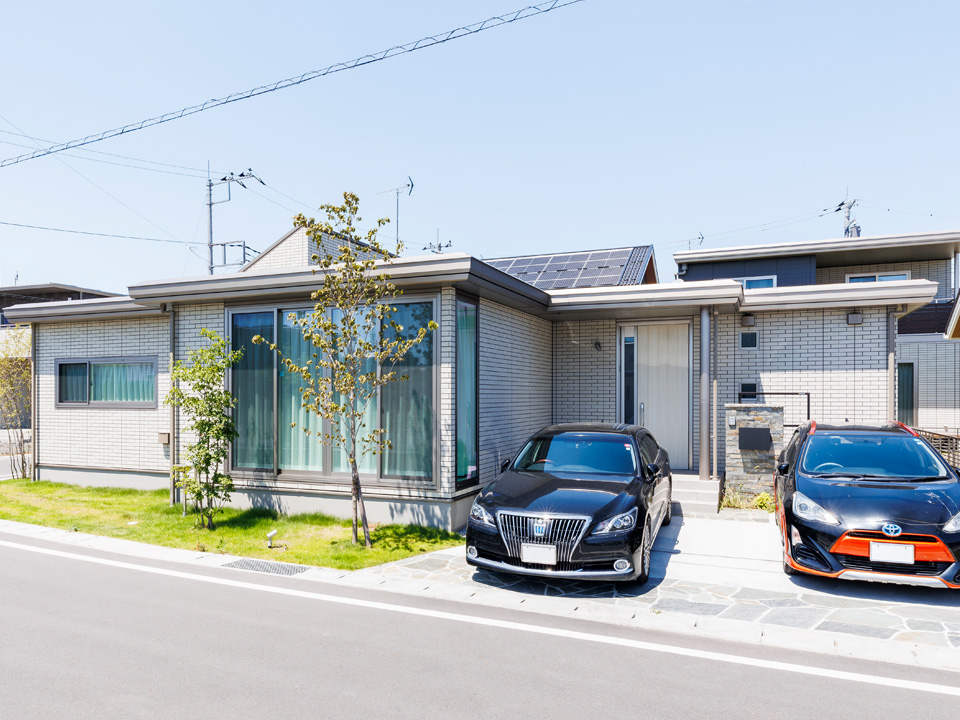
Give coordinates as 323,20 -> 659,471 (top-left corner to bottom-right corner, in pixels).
2,533 -> 959,719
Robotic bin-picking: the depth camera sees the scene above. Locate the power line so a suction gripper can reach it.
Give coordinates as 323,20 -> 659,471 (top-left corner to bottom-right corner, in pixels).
859,199 -> 960,222
0,220 -> 204,245
0,0 -> 588,168
0,138 -> 209,178
0,128 -> 223,174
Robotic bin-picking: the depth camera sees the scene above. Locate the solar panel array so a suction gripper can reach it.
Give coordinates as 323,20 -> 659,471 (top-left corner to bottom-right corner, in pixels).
485,247 -> 648,290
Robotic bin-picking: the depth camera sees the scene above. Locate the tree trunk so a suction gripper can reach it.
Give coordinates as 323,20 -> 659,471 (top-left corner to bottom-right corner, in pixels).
350,473 -> 359,544
355,467 -> 372,548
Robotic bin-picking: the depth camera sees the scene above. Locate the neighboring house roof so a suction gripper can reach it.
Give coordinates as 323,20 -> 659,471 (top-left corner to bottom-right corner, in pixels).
674,230 -> 960,267
241,226 -> 385,273
0,283 -> 118,301
485,246 -> 657,290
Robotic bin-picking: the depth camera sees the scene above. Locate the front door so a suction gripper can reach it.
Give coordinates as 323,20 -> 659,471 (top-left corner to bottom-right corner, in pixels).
620,324 -> 690,470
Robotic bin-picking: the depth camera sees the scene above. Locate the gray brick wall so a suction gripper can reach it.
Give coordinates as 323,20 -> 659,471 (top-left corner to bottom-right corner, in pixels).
478,298 -> 552,484
36,316 -> 172,472
552,320 -> 617,423
816,260 -> 953,299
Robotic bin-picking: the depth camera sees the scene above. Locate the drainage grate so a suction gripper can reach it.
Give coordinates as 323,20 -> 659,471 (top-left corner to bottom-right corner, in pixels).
222,558 -> 310,576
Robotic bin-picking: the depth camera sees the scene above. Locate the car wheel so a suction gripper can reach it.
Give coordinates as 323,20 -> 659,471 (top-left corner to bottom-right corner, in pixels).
635,522 -> 651,584
662,479 -> 673,526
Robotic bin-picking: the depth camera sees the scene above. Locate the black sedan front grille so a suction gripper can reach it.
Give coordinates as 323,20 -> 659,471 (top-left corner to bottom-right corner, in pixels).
835,554 -> 950,577
496,512 -> 589,563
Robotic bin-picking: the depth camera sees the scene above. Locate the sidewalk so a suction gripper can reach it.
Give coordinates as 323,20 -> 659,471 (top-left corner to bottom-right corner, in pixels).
3,509 -> 959,672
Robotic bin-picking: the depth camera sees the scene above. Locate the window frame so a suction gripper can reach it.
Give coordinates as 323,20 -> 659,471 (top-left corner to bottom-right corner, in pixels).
733,275 -> 777,290
224,294 -> 440,489
55,356 -> 158,409
845,270 -> 912,283
740,381 -> 759,402
739,330 -> 759,350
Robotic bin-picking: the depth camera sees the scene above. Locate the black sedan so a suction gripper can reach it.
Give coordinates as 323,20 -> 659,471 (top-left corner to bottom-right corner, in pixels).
465,423 -> 672,582
775,421 -> 960,588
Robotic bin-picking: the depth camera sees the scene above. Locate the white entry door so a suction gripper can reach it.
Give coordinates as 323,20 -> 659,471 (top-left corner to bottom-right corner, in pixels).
620,324 -> 690,469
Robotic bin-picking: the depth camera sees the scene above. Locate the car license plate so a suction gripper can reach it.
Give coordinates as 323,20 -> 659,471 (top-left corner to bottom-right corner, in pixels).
869,542 -> 915,565
521,543 -> 557,565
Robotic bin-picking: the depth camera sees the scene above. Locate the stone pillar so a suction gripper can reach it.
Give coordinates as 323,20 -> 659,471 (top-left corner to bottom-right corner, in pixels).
724,403 -> 785,499
700,306 -> 710,480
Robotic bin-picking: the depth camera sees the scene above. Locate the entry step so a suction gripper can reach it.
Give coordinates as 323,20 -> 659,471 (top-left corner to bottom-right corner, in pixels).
673,488 -> 721,504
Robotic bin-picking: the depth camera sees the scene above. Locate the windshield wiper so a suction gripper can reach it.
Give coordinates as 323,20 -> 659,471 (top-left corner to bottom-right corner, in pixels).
810,472 -> 945,482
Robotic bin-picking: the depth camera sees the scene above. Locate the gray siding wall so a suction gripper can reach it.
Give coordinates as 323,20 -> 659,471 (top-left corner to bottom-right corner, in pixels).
682,256 -> 816,286
552,320 -> 617,424
817,259 -> 953,299
896,337 -> 960,434
36,316 -> 171,475
478,298 -> 553,484
245,227 -> 379,273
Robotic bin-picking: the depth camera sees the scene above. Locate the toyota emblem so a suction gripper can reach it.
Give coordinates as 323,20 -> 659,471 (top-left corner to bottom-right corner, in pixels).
881,523 -> 902,538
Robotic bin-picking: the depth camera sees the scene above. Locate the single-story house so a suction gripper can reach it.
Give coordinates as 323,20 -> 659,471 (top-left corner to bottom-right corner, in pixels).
7,227 -> 955,528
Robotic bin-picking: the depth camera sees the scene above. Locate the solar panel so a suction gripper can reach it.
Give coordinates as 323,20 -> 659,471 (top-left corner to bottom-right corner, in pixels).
484,246 -> 651,290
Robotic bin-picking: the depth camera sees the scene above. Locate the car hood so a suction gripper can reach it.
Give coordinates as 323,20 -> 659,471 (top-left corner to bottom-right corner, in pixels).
483,470 -> 635,519
797,474 -> 960,530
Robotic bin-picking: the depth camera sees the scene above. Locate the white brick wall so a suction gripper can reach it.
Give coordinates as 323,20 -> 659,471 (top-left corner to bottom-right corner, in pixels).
896,338 -> 960,433
245,227 -> 381,273
478,298 -> 553,483
817,260 -> 953,299
552,320 -> 617,423
36,315 -> 172,472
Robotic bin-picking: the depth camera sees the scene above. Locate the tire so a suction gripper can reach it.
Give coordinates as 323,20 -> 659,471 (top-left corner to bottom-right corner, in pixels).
635,522 -> 652,584
662,478 -> 673,526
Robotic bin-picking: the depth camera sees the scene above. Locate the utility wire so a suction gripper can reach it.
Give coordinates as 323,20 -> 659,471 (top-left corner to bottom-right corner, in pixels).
0,138 -> 209,178
859,199 -> 960,222
0,220 -> 204,245
0,128 -> 223,174
0,0 -> 587,168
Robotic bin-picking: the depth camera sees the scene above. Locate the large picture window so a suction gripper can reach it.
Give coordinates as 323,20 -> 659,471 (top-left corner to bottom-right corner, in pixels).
231,312 -> 275,469
381,302 -> 435,480
55,357 -> 157,408
229,298 -> 437,483
455,298 -> 478,488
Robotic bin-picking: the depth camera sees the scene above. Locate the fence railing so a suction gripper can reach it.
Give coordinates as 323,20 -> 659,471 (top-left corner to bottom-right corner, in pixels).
914,428 -> 960,467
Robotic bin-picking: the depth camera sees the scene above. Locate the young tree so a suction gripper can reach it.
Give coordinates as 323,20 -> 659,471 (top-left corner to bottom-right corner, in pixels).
0,326 -> 31,480
255,192 -> 436,547
164,328 -> 242,529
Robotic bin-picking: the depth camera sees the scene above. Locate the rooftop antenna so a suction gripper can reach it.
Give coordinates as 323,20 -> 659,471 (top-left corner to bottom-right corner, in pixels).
686,232 -> 704,252
424,229 -> 452,254
378,176 -> 414,246
206,167 -> 265,274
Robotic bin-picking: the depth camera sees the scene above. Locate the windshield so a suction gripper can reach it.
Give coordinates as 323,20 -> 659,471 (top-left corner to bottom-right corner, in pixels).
799,433 -> 950,479
513,433 -> 638,476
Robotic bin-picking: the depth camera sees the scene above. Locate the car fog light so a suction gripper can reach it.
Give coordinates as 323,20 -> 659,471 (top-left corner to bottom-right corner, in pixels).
614,559 -> 631,572
466,546 -> 478,559
790,526 -> 801,547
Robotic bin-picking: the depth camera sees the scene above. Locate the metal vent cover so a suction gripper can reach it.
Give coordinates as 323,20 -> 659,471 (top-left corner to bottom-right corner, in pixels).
222,558 -> 310,576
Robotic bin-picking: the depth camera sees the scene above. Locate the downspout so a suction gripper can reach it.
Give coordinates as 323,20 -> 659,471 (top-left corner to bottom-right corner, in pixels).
699,306 -> 711,480
887,309 -> 897,422
166,304 -> 178,506
30,322 -> 37,481
712,307 -> 718,481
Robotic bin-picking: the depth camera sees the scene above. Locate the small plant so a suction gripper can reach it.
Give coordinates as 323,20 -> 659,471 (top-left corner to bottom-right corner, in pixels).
752,491 -> 776,512
720,484 -> 748,509
165,328 -> 242,530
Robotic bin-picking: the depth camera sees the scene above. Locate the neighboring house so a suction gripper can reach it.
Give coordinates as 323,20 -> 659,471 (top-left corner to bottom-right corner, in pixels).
5,231 -> 947,527
0,283 -> 117,429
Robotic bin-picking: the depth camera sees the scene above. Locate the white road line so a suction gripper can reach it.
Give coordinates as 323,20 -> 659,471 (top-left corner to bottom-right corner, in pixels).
3,538 -> 959,698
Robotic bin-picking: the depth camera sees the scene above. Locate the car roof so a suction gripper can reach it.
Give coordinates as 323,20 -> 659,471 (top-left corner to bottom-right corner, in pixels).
800,421 -> 913,435
536,423 -> 641,437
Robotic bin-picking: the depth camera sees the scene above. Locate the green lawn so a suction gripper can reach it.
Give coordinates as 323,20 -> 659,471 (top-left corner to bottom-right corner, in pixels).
0,479 -> 463,570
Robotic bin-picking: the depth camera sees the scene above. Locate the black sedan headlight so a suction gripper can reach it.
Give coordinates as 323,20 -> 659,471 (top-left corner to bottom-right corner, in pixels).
470,499 -> 495,526
592,506 -> 638,534
792,491 -> 840,525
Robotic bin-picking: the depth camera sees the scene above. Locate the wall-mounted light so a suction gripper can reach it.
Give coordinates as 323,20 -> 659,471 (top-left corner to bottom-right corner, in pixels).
847,312 -> 863,325
593,341 -> 602,352
740,314 -> 756,327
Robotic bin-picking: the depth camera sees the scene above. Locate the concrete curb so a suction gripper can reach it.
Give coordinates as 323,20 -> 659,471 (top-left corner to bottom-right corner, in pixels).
2,518 -> 958,673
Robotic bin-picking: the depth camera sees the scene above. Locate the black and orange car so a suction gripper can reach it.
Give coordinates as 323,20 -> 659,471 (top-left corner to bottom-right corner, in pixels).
775,421 -> 960,588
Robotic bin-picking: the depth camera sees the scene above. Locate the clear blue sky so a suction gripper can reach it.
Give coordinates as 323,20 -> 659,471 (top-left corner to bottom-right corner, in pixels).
2,0 -> 959,293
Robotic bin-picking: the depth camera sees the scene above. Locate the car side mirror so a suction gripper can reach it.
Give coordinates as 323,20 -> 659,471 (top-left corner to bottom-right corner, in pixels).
777,463 -> 790,475
500,460 -> 511,473
645,463 -> 660,480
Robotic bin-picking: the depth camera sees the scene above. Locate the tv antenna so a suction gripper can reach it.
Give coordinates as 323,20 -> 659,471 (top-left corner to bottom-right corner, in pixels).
378,176 -> 414,244
206,167 -> 265,274
424,229 -> 452,254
